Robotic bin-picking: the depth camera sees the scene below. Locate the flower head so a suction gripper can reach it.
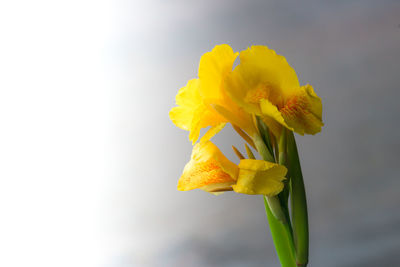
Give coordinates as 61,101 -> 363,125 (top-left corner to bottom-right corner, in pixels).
225,45 -> 323,137
177,141 -> 238,193
170,45 -> 257,144
171,44 -> 323,197
178,141 -> 286,196
169,78 -> 226,143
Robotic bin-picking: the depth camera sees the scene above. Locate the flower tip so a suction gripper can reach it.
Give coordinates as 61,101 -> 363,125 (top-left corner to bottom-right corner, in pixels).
177,180 -> 188,191
232,145 -> 245,160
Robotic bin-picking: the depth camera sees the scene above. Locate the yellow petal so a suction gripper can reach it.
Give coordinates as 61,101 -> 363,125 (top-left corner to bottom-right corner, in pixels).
198,44 -> 257,138
225,45 -> 300,115
169,79 -> 201,131
169,79 -> 226,143
240,46 -> 299,97
198,44 -> 238,102
259,98 -> 293,137
231,145 -> 245,160
211,103 -> 257,138
175,79 -> 201,106
225,45 -> 324,137
232,159 -> 286,196
169,106 -> 191,131
244,143 -> 256,160
200,182 -> 234,193
177,141 -> 238,192
189,105 -> 226,144
200,123 -> 226,143
232,125 -> 256,149
280,84 -> 324,135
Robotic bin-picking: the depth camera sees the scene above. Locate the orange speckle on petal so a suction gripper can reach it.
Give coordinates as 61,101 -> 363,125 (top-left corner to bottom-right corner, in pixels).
245,86 -> 270,104
178,159 -> 235,191
279,85 -> 323,135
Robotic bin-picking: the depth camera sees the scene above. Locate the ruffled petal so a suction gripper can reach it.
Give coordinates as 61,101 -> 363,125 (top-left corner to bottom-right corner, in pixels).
259,98 -> 293,137
225,45 -> 300,115
200,123 -> 226,143
226,45 -> 323,137
198,44 -> 257,137
169,106 -> 191,131
198,44 -> 238,102
169,79 -> 201,131
239,46 -> 300,96
280,84 -> 323,135
177,141 -> 238,192
189,105 -> 226,144
232,159 -> 286,196
169,79 -> 226,143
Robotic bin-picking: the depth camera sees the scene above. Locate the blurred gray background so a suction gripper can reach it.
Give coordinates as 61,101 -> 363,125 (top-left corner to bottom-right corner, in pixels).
111,1 -> 400,266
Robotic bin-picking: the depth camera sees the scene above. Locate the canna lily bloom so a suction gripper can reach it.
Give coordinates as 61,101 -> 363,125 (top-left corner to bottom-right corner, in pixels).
170,45 -> 257,144
169,78 -> 226,143
177,141 -> 287,196
225,45 -> 323,137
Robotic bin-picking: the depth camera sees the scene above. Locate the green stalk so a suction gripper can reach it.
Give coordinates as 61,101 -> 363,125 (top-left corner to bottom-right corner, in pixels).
277,129 -> 293,240
265,196 -> 287,224
256,117 -> 274,156
287,131 -> 309,266
264,196 -> 296,267
253,134 -> 275,163
278,130 -> 290,207
278,130 -> 287,167
254,134 -> 285,223
254,133 -> 296,267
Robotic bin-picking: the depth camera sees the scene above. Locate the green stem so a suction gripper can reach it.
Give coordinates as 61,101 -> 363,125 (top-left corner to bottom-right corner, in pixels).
264,196 -> 296,267
278,130 -> 287,167
254,134 -> 285,222
254,133 -> 296,267
278,130 -> 290,207
256,116 -> 274,155
287,131 -> 309,266
277,130 -> 294,244
253,134 -> 275,162
266,196 -> 287,224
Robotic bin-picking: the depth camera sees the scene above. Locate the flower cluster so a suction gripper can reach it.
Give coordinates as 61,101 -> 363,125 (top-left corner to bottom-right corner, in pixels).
170,44 -> 323,197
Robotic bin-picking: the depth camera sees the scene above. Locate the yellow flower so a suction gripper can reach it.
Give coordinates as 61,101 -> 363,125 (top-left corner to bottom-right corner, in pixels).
225,45 -> 323,137
169,78 -> 226,143
233,159 -> 286,195
178,141 -> 286,196
177,141 -> 237,192
170,44 -> 257,144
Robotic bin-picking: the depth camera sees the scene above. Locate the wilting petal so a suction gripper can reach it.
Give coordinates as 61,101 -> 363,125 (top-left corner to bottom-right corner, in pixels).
177,141 -> 238,192
232,159 -> 286,196
280,84 -> 323,135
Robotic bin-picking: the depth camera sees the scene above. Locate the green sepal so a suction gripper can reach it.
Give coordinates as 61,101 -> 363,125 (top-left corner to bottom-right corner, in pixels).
256,116 -> 274,158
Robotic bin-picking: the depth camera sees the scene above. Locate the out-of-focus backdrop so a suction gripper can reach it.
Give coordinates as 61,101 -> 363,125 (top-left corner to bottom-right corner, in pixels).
0,1 -> 399,267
